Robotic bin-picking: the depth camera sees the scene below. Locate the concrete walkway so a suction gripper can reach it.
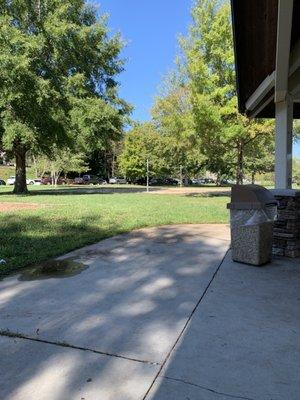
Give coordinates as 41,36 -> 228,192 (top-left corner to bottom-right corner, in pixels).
0,224 -> 299,400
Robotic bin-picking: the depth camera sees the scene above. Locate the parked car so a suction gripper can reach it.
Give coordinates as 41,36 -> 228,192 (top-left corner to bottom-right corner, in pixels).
82,175 -> 107,185
204,178 -> 215,184
109,177 -> 127,184
0,179 -> 6,185
74,175 -> 107,185
74,176 -> 84,184
7,176 -> 35,185
149,178 -> 166,186
132,177 -> 147,185
166,178 -> 179,186
33,179 -> 42,185
219,179 -> 232,186
192,178 -> 206,185
149,178 -> 178,186
7,176 -> 15,185
41,177 -> 67,185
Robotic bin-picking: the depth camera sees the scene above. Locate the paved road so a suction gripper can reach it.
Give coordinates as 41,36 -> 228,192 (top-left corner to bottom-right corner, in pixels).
0,224 -> 299,400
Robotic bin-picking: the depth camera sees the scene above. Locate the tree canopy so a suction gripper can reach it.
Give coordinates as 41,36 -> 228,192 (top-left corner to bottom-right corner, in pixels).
180,0 -> 275,184
0,0 -> 130,193
119,0 -> 275,185
1,0 -> 278,190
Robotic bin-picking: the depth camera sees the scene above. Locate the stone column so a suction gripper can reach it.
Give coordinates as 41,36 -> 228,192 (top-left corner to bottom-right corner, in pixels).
272,189 -> 300,257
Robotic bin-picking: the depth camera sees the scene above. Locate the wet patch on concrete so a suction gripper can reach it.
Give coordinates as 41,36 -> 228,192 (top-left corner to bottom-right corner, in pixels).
18,259 -> 88,281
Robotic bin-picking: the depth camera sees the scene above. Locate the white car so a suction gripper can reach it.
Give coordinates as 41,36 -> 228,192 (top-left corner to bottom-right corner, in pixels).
7,176 -> 15,185
109,177 -> 127,184
33,179 -> 42,185
7,176 -> 35,185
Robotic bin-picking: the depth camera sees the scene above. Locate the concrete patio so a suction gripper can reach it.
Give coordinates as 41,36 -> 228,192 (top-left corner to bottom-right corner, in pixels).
0,224 -> 299,400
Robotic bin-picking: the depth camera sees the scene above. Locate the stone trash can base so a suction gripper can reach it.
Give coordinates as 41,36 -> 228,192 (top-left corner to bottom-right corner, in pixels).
231,221 -> 274,266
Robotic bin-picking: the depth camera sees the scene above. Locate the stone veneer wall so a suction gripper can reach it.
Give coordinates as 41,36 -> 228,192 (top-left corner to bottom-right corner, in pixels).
272,190 -> 300,258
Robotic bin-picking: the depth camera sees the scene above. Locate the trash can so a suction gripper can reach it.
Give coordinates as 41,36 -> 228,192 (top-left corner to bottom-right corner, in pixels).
227,185 -> 277,266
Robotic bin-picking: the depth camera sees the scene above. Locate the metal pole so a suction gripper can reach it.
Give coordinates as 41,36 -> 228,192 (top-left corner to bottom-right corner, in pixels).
146,158 -> 149,193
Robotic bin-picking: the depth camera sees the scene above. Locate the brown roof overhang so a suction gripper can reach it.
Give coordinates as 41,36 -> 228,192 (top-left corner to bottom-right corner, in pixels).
231,0 -> 300,118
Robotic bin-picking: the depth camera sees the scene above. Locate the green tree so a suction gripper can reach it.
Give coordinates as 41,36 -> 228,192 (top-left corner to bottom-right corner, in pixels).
32,148 -> 87,185
152,84 -> 206,182
0,0 -> 130,194
293,157 -> 300,185
119,123 -> 166,181
180,0 -> 274,184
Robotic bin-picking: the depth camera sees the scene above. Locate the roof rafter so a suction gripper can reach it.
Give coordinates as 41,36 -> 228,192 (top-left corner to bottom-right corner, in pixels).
245,38 -> 300,114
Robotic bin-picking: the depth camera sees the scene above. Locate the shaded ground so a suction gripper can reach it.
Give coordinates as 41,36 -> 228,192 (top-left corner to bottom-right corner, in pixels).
0,224 -> 299,400
0,184 -> 231,197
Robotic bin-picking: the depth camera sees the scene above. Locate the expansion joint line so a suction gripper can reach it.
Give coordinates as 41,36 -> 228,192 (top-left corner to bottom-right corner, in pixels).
163,376 -> 256,400
142,248 -> 230,400
0,329 -> 160,366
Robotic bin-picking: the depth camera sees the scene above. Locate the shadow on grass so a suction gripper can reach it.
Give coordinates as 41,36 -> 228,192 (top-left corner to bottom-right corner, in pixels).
0,186 -> 156,197
0,214 -> 126,277
183,190 -> 230,198
0,185 -> 232,197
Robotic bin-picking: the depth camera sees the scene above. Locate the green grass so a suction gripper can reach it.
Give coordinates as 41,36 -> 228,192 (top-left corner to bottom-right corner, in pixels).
0,186 -> 229,275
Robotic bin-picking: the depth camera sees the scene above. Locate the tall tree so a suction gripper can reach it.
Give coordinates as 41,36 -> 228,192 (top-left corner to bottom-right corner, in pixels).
32,148 -> 87,185
152,84 -> 206,181
0,0 -> 130,193
180,0 -> 274,184
119,123 -> 167,181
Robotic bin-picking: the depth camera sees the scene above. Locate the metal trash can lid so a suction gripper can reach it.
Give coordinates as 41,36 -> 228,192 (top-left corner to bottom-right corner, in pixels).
227,184 -> 277,210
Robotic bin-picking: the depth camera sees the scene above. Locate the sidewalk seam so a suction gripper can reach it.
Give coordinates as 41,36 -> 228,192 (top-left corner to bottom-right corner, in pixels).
0,329 -> 160,366
162,376 -> 256,400
142,247 -> 230,399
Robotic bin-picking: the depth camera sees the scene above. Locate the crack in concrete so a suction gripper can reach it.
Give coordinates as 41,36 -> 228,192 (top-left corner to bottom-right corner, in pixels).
0,329 -> 161,366
195,234 -> 230,243
142,248 -> 230,400
163,376 -> 256,400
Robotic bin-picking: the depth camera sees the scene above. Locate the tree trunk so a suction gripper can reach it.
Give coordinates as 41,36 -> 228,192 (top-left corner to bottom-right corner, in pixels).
251,171 -> 255,185
236,143 -> 244,185
111,145 -> 116,177
54,172 -> 59,186
13,145 -> 28,194
216,173 -> 221,186
179,165 -> 183,187
32,155 -> 38,178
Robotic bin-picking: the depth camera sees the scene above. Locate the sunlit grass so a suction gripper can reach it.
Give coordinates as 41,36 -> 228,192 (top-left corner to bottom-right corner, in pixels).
0,187 -> 229,274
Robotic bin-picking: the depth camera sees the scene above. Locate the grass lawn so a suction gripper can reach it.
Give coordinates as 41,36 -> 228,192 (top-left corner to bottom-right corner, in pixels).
0,185 -> 229,275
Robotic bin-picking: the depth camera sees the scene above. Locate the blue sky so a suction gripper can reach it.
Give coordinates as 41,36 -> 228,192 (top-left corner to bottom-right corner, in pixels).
96,1 -> 300,156
96,0 -> 192,122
